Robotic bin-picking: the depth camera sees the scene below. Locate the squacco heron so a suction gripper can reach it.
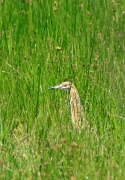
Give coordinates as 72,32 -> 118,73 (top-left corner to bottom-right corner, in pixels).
48,82 -> 86,130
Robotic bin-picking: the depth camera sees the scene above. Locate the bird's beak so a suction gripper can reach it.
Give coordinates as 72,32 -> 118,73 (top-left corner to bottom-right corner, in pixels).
48,85 -> 62,90
48,85 -> 68,91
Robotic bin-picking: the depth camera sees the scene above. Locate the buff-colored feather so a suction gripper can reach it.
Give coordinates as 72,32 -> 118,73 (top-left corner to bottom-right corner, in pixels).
48,82 -> 86,130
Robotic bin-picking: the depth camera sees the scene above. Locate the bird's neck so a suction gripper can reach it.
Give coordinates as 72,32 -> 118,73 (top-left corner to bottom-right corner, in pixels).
69,87 -> 83,127
69,88 -> 82,109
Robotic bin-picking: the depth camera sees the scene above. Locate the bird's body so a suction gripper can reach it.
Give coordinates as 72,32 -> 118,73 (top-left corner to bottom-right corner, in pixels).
48,82 -> 86,130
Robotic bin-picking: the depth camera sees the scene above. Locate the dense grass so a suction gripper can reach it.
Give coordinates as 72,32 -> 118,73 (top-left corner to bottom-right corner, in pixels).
1,0 -> 125,179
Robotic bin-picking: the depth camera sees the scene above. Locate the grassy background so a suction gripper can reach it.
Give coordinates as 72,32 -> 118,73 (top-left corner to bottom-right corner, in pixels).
1,0 -> 125,179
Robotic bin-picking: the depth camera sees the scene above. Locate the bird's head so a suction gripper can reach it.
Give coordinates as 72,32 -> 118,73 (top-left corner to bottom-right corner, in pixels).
48,81 -> 74,91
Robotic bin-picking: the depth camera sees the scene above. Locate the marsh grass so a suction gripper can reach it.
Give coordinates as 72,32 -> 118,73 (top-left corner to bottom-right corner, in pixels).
1,0 -> 125,179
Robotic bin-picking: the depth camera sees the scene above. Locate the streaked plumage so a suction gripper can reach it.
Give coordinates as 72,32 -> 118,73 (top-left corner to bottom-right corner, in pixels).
48,81 -> 86,130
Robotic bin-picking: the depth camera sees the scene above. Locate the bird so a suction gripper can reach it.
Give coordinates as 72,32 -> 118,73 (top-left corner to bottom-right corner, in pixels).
48,81 -> 86,130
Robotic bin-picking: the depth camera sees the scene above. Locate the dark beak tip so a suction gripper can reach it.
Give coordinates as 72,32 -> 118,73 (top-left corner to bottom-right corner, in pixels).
48,87 -> 53,90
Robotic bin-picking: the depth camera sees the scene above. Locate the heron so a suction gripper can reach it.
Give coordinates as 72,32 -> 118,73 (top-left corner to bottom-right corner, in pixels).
48,81 -> 86,130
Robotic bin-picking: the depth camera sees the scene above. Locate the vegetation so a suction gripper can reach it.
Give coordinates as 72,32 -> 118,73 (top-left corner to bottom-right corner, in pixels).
1,0 -> 125,179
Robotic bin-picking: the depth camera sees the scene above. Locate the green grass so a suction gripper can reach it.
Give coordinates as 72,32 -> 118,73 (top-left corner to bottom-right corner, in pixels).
0,0 -> 125,179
